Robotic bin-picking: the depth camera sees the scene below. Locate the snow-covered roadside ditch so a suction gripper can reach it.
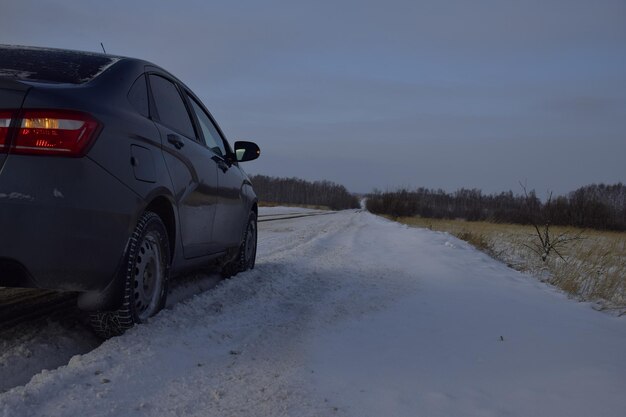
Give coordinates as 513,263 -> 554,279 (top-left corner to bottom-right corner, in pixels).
1,208 -> 625,416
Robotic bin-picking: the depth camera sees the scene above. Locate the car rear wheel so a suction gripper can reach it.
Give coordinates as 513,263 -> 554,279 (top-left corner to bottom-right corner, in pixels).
221,211 -> 257,278
90,211 -> 170,338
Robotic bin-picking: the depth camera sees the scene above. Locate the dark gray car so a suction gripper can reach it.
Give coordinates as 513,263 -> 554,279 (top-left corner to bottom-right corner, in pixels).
0,45 -> 260,337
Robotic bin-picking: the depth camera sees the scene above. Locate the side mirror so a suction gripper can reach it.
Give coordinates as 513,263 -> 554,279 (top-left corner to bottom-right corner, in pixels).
234,141 -> 260,162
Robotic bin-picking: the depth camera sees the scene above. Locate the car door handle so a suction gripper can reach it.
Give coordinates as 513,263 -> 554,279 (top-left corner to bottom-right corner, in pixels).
167,134 -> 185,149
212,155 -> 229,172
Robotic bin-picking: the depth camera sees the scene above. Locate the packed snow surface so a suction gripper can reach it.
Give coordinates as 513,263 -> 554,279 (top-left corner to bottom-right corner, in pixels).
1,208 -> 624,416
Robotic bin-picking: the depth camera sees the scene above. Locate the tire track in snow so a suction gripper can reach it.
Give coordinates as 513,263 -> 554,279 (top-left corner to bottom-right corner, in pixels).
0,209 -> 367,413
0,208 -> 341,395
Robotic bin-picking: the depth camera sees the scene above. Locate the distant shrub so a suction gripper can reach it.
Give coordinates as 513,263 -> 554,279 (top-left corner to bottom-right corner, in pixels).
366,183 -> 626,231
250,175 -> 360,210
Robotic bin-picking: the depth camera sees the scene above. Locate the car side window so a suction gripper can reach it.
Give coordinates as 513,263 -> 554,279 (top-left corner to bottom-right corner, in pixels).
128,74 -> 149,117
188,96 -> 227,157
149,74 -> 196,139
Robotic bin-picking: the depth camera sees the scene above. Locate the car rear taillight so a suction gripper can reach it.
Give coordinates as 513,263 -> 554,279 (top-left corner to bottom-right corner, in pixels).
10,110 -> 101,157
0,110 -> 13,152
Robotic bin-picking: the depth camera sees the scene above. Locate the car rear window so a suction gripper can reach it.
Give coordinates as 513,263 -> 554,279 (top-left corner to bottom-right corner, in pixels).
0,45 -> 120,84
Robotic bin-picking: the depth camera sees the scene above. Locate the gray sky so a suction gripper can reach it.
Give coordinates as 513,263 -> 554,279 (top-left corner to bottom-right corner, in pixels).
2,0 -> 625,194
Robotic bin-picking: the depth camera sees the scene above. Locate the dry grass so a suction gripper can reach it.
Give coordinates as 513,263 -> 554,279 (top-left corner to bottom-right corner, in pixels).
392,216 -> 626,312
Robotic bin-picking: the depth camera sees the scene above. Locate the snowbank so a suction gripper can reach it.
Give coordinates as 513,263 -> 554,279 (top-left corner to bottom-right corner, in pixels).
1,210 -> 624,416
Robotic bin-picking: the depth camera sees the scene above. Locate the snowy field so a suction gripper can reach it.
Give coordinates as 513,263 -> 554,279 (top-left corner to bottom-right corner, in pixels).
1,207 -> 625,416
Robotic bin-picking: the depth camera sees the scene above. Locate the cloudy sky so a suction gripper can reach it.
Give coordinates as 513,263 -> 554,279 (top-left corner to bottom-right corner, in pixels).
2,0 -> 624,194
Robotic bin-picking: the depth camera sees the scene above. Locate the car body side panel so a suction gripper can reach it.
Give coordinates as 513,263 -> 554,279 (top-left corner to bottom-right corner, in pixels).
0,155 -> 140,291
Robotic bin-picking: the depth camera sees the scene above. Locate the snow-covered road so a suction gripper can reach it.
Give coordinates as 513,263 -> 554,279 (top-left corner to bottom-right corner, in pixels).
1,208 -> 625,417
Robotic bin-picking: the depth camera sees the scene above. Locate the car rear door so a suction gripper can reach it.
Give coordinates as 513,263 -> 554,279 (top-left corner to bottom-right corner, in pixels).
147,73 -> 220,259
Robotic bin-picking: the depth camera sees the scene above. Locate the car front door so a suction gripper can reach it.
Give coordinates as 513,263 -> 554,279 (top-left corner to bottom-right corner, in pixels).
185,94 -> 247,250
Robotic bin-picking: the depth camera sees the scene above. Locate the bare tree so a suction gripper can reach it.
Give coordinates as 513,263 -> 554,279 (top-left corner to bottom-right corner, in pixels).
520,182 -> 584,262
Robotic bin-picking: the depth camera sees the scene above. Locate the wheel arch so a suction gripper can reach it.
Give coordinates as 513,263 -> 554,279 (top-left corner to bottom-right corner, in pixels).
145,195 -> 176,260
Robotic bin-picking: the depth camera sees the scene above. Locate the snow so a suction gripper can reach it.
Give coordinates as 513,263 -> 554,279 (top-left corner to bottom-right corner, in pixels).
0,44 -> 121,84
1,208 -> 624,416
0,321 -> 100,393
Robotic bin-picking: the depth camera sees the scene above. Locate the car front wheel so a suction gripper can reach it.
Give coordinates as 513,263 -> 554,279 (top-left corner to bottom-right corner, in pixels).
221,211 -> 257,278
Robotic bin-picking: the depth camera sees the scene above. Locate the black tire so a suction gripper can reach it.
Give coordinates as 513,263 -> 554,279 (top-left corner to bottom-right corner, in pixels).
90,211 -> 170,338
221,211 -> 257,278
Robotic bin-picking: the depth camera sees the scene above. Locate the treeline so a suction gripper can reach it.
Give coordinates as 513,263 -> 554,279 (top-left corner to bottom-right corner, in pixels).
366,183 -> 626,231
250,175 -> 360,210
